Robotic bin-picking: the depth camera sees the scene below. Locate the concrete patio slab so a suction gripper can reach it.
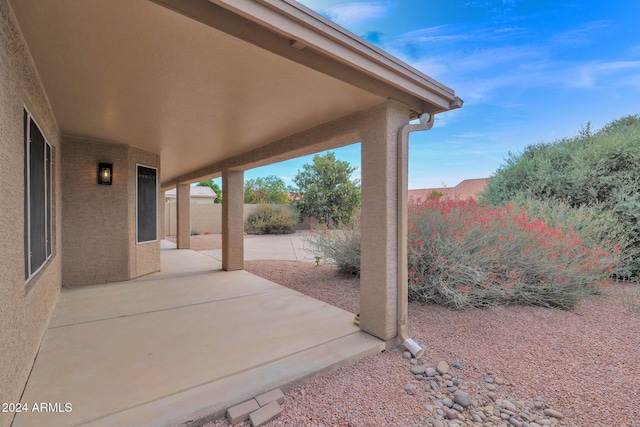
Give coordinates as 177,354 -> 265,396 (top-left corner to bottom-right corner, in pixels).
14,245 -> 382,427
201,233 -> 316,262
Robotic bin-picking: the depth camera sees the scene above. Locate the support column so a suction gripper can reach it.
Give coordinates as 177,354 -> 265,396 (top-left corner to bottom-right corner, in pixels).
176,183 -> 191,249
222,169 -> 244,270
159,190 -> 166,240
359,101 -> 411,343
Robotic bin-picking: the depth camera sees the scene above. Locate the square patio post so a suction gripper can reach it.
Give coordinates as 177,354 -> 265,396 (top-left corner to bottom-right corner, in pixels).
359,101 -> 410,344
176,183 -> 191,249
222,168 -> 244,270
159,190 -> 166,240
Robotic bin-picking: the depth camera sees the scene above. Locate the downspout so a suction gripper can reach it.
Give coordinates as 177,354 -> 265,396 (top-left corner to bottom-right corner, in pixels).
396,113 -> 435,359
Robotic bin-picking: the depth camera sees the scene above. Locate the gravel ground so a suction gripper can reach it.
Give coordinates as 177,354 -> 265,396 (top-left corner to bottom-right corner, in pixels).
186,240 -> 640,427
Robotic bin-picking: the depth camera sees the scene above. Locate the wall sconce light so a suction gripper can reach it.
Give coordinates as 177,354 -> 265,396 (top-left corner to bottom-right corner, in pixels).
98,162 -> 113,185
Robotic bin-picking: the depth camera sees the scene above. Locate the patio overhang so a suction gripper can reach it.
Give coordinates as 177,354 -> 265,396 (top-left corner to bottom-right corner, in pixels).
10,0 -> 461,187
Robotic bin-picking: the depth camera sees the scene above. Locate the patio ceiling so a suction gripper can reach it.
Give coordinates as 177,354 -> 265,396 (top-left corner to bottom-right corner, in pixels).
11,0 -> 459,185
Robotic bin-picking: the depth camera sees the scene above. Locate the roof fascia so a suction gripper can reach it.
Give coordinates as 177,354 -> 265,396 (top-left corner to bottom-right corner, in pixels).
247,0 -> 456,98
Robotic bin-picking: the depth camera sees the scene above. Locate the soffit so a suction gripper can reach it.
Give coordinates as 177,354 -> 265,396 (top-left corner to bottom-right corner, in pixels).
10,0 -> 384,183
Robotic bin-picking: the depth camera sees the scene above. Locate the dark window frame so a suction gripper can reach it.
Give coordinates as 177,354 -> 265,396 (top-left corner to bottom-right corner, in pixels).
136,164 -> 158,244
24,109 -> 53,283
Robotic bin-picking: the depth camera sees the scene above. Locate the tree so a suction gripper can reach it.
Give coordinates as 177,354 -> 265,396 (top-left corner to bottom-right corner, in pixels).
196,179 -> 222,203
293,152 -> 360,225
243,175 -> 290,204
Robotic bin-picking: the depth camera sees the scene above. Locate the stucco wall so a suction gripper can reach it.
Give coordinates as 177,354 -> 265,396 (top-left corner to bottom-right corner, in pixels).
62,140 -> 160,285
164,202 -> 300,236
62,138 -> 130,285
0,1 -> 62,426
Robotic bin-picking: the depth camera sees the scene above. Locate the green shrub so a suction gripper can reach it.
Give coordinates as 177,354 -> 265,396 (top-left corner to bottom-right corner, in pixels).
245,205 -> 297,235
304,217 -> 360,275
480,115 -> 640,276
408,198 -> 619,309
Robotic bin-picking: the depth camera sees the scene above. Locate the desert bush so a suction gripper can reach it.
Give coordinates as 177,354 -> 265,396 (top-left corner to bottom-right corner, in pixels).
621,284 -> 640,315
245,204 -> 297,235
481,114 -> 640,275
304,198 -> 619,309
407,198 -> 620,309
304,217 -> 360,275
508,195 -> 631,277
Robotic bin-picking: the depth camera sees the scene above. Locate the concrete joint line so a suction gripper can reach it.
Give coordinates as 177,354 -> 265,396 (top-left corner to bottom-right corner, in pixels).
48,289 -> 290,329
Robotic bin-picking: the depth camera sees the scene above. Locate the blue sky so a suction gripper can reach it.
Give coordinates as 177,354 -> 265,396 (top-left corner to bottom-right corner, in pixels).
231,0 -> 640,190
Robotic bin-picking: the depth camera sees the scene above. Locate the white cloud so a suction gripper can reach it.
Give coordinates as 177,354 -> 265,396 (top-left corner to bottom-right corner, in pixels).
389,25 -> 469,45
551,21 -> 610,48
574,61 -> 640,88
324,2 -> 397,29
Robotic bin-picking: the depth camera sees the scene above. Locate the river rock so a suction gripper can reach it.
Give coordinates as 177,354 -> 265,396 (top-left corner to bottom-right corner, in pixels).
543,409 -> 563,419
436,361 -> 450,375
452,390 -> 472,408
405,383 -> 418,395
411,366 -> 426,375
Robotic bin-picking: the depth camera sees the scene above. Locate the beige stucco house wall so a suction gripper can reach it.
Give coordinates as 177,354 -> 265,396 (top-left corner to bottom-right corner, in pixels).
62,139 -> 160,286
0,0 -> 62,421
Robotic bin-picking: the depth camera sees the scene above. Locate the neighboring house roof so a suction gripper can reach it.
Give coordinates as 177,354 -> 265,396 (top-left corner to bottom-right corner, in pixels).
165,186 -> 217,200
408,178 -> 490,202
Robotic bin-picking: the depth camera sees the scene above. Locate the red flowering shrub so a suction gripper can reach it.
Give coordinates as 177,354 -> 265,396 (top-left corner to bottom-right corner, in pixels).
408,198 -> 620,309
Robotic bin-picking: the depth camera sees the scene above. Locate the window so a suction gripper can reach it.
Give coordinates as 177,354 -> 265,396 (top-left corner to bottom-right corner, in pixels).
136,165 -> 158,243
24,110 -> 52,282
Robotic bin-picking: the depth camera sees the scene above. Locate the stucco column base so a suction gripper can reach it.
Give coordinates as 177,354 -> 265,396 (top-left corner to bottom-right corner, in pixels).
176,183 -> 191,249
359,100 -> 410,342
384,336 -> 402,352
222,169 -> 244,271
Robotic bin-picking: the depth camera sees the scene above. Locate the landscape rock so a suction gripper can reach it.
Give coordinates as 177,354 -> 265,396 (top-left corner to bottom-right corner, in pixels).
411,366 -> 426,375
452,390 -> 472,408
399,349 -> 570,427
543,409 -> 564,419
436,361 -> 450,375
405,383 -> 418,395
509,417 -> 523,427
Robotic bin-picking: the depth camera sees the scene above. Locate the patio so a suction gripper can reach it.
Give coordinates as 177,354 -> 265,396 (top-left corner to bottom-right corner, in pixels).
13,243 -> 383,427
